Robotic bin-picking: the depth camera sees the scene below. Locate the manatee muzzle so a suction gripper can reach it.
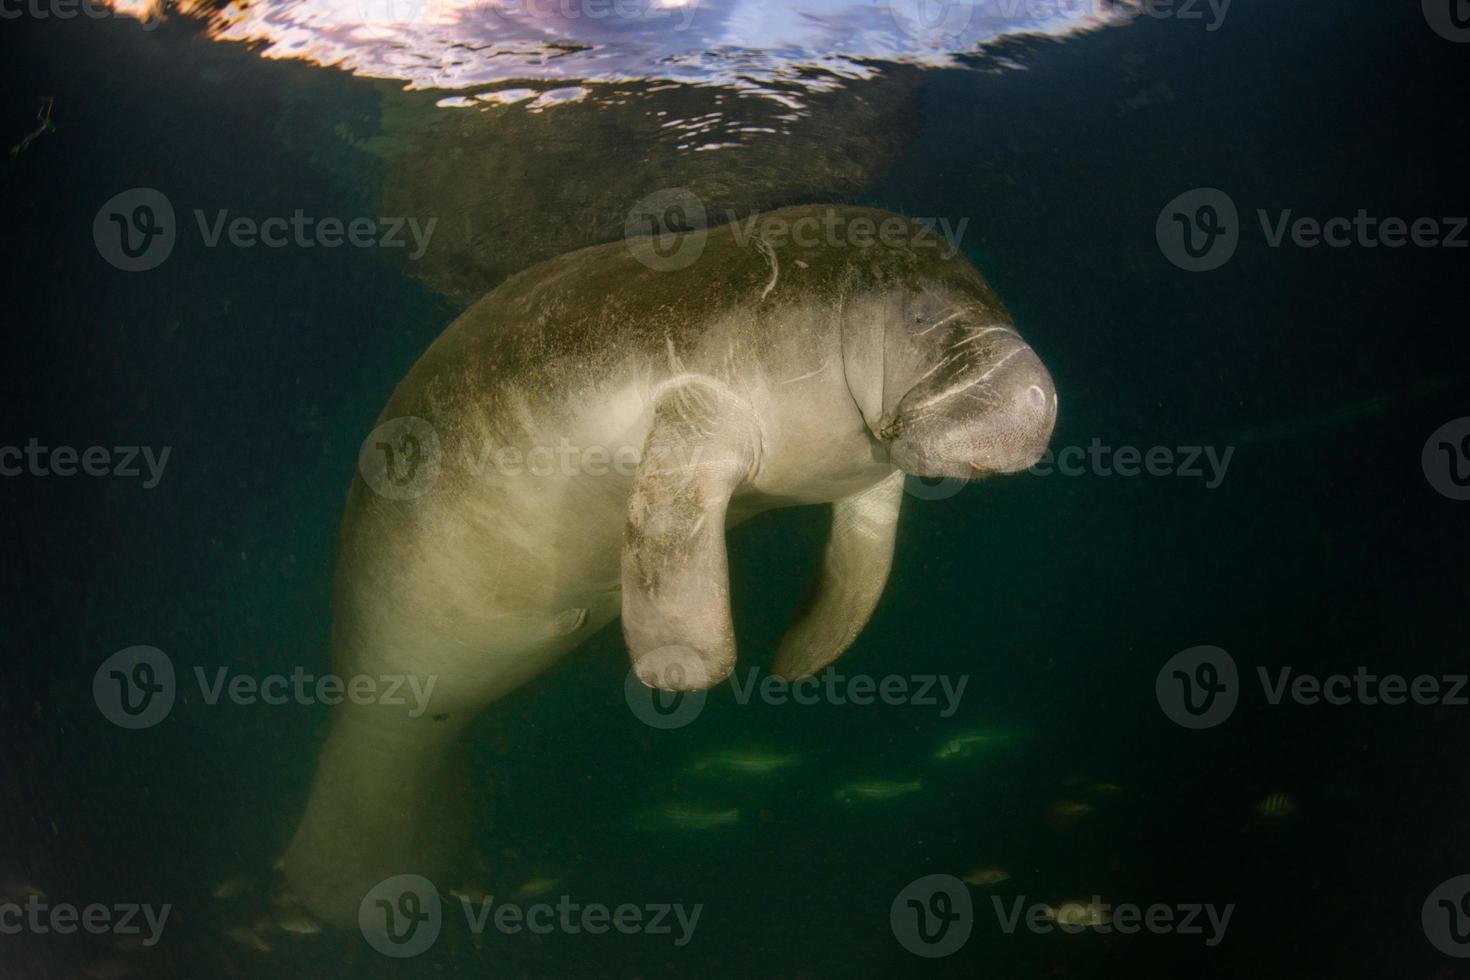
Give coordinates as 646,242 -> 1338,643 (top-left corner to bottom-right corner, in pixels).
883,342 -> 1057,479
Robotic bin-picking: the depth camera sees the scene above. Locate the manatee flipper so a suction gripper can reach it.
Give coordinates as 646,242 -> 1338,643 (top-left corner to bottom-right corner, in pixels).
771,469 -> 905,680
622,382 -> 760,691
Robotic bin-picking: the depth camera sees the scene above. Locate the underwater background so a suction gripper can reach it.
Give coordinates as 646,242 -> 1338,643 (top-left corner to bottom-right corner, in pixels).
2,0 -> 1468,976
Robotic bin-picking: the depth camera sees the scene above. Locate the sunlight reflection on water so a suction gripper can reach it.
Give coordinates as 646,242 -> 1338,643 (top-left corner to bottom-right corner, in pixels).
152,0 -> 1135,100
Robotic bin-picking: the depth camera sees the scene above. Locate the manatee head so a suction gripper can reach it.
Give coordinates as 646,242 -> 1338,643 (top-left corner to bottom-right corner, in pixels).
874,283 -> 1056,480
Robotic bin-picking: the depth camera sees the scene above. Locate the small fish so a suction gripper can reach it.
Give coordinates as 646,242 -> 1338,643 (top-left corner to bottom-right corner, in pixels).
222,924 -> 273,954
690,749 -> 801,776
449,884 -> 490,904
0,881 -> 45,902
934,728 -> 1022,761
1085,781 -> 1123,796
833,779 -> 923,802
636,804 -> 740,831
1254,792 -> 1297,819
1044,800 -> 1096,831
273,909 -> 322,935
961,866 -> 1010,887
268,886 -> 303,909
211,873 -> 250,900
510,875 -> 561,900
1043,900 -> 1111,927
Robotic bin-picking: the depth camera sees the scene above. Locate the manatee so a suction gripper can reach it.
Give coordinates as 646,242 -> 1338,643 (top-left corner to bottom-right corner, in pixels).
283,204 -> 1057,926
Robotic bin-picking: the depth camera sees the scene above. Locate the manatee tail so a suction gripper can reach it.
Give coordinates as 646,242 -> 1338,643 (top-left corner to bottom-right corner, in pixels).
283,691 -> 473,928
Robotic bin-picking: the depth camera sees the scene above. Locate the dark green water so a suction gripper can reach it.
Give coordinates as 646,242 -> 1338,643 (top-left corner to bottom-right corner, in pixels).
3,1 -> 1468,977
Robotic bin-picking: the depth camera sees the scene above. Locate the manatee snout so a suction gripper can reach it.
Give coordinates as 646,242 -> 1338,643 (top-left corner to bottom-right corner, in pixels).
885,340 -> 1057,479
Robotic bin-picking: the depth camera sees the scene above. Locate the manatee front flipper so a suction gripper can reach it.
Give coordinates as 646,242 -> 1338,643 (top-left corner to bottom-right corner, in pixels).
622,382 -> 761,691
771,470 -> 905,680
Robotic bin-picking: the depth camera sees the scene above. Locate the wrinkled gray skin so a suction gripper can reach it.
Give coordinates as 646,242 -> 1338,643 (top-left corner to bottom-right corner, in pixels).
284,205 -> 1056,926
